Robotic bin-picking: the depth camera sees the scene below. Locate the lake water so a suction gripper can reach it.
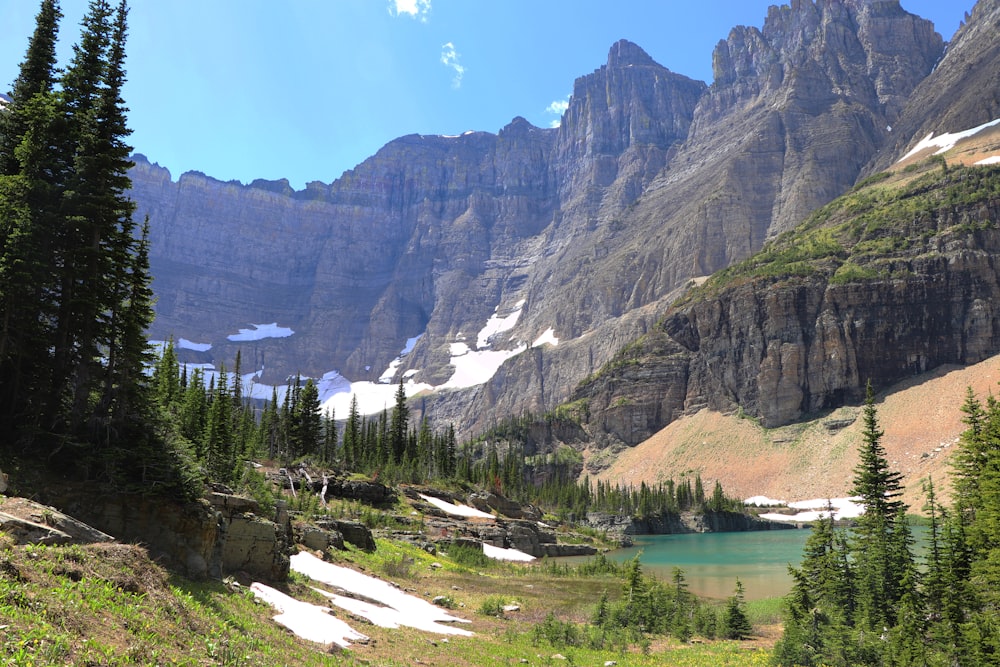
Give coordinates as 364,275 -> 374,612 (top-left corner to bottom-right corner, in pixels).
604,530 -> 812,601
596,526 -> 930,601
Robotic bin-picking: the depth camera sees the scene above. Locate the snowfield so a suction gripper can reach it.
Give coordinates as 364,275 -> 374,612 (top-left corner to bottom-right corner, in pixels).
898,117 -> 1000,162
419,493 -> 495,519
249,582 -> 370,648
162,297 -> 560,418
752,496 -> 866,522
482,543 -> 535,562
226,322 -> 294,342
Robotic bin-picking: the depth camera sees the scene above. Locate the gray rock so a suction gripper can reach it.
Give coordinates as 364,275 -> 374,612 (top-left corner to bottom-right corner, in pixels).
0,498 -> 114,545
332,520 -> 376,552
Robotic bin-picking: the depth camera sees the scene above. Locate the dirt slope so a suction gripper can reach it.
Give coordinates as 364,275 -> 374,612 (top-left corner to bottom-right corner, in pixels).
592,354 -> 1000,511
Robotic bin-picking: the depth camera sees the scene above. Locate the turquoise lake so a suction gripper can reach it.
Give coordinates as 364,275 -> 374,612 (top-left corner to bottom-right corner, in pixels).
594,526 -> 930,601
605,530 -> 811,600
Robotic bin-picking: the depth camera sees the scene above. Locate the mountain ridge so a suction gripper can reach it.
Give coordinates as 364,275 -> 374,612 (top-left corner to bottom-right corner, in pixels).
126,0 -> 993,456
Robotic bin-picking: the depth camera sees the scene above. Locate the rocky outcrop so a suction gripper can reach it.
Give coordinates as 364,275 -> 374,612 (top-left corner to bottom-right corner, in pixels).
575,166 -> 1000,443
584,510 -> 793,536
867,0 -> 1000,172
418,514 -> 598,559
208,493 -> 290,580
0,497 -> 115,546
467,491 -> 542,520
43,488 -> 289,581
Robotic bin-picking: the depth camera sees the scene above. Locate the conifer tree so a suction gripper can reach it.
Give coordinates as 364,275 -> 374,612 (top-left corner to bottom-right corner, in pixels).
0,0 -> 64,437
1,0 -> 154,460
292,378 -> 321,459
321,408 -> 335,465
0,0 -> 61,175
721,579 -> 752,640
343,394 -> 360,468
850,380 -> 910,631
389,379 -> 408,463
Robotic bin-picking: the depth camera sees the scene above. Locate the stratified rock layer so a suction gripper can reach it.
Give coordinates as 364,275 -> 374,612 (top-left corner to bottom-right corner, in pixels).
130,1 -> 954,439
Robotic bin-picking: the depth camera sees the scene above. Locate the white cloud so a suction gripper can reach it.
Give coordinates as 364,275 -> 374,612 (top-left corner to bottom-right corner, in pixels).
389,0 -> 430,21
546,97 -> 570,128
441,42 -> 465,89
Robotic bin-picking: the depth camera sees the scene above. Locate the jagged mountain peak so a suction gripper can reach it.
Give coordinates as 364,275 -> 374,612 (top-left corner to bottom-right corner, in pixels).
866,0 -> 1000,172
710,0 -> 940,121
606,39 -> 659,68
125,1 -> 994,446
499,115 -> 545,138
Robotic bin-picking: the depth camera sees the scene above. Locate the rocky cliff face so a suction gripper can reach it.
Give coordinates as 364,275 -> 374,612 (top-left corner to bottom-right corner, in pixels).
866,0 -> 1000,172
132,0 -> 957,440
574,165 -> 1000,446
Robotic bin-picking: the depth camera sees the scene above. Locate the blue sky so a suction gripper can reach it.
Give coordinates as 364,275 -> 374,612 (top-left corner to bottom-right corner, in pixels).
0,0 -> 974,189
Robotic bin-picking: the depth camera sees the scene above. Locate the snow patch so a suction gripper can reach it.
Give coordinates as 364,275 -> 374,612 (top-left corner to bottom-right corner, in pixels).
290,552 -> 473,636
482,543 -> 535,562
419,493 -> 495,519
532,328 -> 559,348
477,300 -> 525,349
378,335 -> 423,383
899,117 -> 1000,162
250,582 -> 369,648
758,497 -> 865,522
441,344 -> 527,389
177,338 -> 212,352
226,322 -> 294,342
975,155 -> 1000,166
320,376 -> 433,417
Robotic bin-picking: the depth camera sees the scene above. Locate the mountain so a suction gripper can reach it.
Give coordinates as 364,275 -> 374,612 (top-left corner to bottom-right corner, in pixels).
127,0 -> 998,454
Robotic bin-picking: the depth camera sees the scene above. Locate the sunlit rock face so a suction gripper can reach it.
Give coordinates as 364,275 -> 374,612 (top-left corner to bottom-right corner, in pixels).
131,0 -> 960,437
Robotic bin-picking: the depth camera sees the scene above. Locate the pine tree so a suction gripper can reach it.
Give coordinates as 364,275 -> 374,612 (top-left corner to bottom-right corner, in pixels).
389,379 -> 408,463
153,338 -> 180,408
49,0 -> 118,436
292,378 -> 321,459
0,0 -> 64,439
721,579 -> 752,640
850,380 -> 910,631
343,394 -> 360,469
1,0 -> 153,462
952,386 -> 990,524
0,0 -> 61,175
321,408 -> 335,465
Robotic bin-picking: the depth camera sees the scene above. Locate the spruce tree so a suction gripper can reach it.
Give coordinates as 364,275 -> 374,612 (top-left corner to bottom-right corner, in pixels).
849,380 -> 910,631
0,0 -> 61,175
343,394 -> 360,469
721,579 -> 752,640
389,379 -> 408,463
0,0 -> 64,439
293,378 -> 322,459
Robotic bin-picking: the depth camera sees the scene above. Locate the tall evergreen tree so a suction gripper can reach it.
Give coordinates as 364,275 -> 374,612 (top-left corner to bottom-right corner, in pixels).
0,0 -> 64,439
291,378 -> 321,459
0,0 -> 152,461
389,379 -> 408,463
850,380 -> 910,631
0,0 -> 61,175
343,394 -> 360,468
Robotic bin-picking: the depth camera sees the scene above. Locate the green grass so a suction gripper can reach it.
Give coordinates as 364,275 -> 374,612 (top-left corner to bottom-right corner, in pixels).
0,541 -> 355,666
0,534 -> 778,666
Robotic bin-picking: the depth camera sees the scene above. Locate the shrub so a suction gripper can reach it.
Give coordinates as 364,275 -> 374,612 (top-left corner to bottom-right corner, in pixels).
446,542 -> 492,569
478,595 -> 507,617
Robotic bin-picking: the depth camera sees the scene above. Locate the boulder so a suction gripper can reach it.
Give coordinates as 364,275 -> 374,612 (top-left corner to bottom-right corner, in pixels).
300,525 -> 345,552
0,497 -> 114,545
329,520 -> 376,552
221,514 -> 290,580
